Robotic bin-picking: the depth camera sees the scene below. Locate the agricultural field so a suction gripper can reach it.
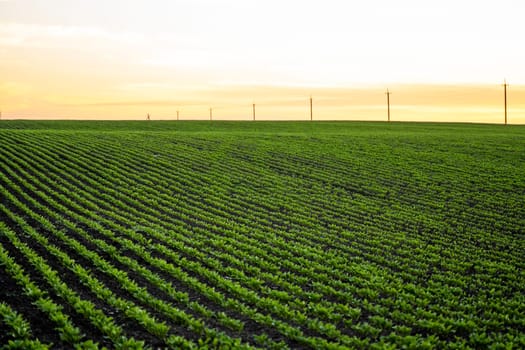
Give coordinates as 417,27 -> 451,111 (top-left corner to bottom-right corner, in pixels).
0,120 -> 524,349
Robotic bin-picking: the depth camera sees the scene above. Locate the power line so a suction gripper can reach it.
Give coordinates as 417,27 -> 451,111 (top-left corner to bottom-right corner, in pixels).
503,79 -> 508,125
385,89 -> 391,122
3,81 -> 516,123
310,96 -> 313,121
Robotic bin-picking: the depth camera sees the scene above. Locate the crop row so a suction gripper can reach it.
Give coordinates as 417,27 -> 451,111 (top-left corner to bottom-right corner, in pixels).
0,125 -> 524,349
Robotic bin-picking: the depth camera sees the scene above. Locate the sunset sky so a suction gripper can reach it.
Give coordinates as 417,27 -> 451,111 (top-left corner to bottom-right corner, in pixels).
1,0 -> 524,123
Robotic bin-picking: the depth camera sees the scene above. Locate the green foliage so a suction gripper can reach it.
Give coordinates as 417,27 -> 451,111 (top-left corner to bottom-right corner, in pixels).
0,302 -> 32,339
0,121 -> 524,349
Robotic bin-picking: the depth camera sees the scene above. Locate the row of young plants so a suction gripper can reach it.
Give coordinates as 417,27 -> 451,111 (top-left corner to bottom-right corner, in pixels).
0,222 -> 147,349
1,132 -> 434,348
144,135 -> 524,343
73,131 -> 524,344
4,131 -> 520,290
15,147 -> 508,342
0,142 -> 334,348
5,131 -> 524,344
0,138 -> 368,348
1,131 -> 426,336
1,126 -> 524,348
0,301 -> 52,349
81,132 -> 520,304
0,161 -> 259,348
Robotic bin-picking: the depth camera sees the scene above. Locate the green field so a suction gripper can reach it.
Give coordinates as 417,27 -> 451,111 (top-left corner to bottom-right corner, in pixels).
0,120 -> 524,349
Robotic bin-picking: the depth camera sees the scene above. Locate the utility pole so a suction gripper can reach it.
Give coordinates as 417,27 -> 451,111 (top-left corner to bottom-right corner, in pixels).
310,96 -> 313,121
253,103 -> 256,121
209,108 -> 212,121
503,79 -> 508,125
177,110 -> 179,121
385,89 -> 391,122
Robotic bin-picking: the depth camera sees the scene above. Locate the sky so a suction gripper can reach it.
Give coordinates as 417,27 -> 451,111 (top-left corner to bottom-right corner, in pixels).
1,0 -> 524,123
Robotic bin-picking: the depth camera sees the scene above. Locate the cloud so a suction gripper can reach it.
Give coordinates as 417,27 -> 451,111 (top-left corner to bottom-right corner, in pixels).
0,23 -> 144,48
71,100 -> 186,107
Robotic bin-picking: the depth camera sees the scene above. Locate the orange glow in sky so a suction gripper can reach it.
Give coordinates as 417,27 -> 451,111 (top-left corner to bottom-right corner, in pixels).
1,0 -> 524,123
